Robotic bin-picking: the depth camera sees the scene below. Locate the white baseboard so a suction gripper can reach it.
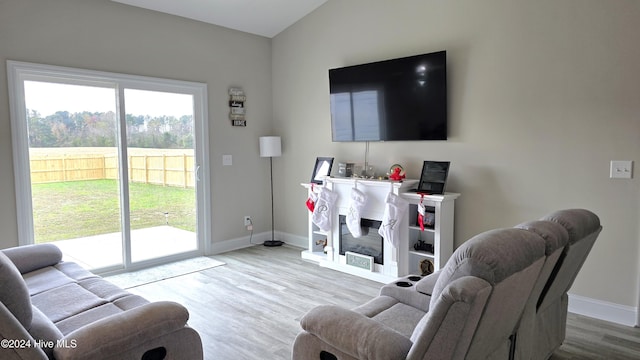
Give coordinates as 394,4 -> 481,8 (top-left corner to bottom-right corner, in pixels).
209,231 -> 268,254
278,232 -> 307,249
209,231 -> 306,255
568,293 -> 638,327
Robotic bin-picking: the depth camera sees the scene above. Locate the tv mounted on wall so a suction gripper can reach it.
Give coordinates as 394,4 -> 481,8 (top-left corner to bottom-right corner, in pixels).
329,50 -> 447,142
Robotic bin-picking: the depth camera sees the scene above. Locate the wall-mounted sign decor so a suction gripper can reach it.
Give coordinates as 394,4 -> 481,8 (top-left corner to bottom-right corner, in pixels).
229,87 -> 246,126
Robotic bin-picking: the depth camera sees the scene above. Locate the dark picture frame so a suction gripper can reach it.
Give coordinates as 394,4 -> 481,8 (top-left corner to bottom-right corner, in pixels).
416,161 -> 450,195
310,157 -> 334,184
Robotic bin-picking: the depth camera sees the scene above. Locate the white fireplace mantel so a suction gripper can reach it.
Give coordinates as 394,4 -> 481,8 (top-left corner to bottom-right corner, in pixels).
301,178 -> 414,282
301,177 -> 460,283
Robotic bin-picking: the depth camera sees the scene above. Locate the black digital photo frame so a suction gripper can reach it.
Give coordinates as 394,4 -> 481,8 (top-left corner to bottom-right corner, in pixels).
310,157 -> 334,184
410,161 -> 450,195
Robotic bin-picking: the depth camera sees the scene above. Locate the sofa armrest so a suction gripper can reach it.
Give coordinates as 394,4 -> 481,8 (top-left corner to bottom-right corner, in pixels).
407,276 -> 492,360
300,305 -> 412,360
2,244 -> 62,274
53,301 -> 189,360
0,302 -> 48,360
379,284 -> 431,311
414,270 -> 441,295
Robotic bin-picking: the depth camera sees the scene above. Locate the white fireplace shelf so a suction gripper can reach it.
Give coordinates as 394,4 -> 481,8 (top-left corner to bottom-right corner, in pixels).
301,178 -> 459,283
409,250 -> 435,258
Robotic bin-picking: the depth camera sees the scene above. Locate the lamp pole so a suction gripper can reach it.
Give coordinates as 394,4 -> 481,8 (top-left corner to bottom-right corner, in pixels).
261,136 -> 283,247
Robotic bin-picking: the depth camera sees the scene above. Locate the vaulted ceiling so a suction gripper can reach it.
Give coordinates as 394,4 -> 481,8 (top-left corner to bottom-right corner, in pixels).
112,0 -> 328,38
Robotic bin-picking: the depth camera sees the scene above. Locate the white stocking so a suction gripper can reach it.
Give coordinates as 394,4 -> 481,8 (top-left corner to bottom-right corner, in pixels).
346,187 -> 366,237
378,192 -> 408,249
312,188 -> 338,233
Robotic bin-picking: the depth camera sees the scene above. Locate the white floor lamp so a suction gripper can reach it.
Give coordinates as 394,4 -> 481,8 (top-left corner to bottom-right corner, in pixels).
259,136 -> 283,247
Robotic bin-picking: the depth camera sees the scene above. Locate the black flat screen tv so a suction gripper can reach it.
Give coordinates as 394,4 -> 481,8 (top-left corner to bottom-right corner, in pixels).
329,50 -> 447,142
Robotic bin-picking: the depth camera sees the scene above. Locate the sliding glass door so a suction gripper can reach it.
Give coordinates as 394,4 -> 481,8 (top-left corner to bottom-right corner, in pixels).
25,81 -> 125,269
124,89 -> 198,263
8,61 -> 210,273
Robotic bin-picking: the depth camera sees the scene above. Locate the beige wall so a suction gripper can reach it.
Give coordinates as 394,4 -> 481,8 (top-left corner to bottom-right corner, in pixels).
0,0 -> 274,248
272,0 -> 640,308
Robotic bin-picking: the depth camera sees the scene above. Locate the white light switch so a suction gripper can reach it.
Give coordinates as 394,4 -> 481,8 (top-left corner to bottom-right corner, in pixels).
222,154 -> 232,166
610,160 -> 633,179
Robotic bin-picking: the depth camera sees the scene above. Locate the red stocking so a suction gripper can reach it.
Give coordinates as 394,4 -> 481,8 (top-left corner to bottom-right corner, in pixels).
306,184 -> 317,212
417,194 -> 426,231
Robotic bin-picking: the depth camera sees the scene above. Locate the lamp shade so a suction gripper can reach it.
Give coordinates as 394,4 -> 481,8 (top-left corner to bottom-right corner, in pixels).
259,136 -> 282,157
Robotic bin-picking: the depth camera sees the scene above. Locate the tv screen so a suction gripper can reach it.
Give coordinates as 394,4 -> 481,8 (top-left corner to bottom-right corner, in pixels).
329,50 -> 447,142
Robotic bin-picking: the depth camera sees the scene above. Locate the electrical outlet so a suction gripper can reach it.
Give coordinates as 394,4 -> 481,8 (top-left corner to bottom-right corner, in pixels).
243,216 -> 251,226
222,154 -> 232,166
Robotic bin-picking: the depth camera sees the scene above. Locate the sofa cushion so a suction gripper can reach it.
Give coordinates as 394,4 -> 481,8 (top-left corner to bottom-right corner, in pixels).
77,277 -> 131,302
23,267 -> 76,296
55,262 -> 100,282
55,294 -> 149,335
23,262 -> 99,296
31,283 -> 107,323
54,296 -> 145,335
0,251 -> 32,328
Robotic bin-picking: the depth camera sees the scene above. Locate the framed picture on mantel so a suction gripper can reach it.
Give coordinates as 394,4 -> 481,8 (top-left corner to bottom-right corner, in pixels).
310,157 -> 334,184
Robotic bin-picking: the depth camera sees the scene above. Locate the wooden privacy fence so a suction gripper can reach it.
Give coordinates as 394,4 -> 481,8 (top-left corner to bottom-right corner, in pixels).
30,153 -> 195,188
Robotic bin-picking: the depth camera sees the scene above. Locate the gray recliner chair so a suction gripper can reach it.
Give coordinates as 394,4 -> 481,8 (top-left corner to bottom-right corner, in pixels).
292,227 -> 548,360
513,209 -> 602,360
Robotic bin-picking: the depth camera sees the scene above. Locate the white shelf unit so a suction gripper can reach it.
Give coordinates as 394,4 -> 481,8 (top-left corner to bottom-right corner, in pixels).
300,182 -> 333,263
400,192 -> 460,275
303,222 -> 331,263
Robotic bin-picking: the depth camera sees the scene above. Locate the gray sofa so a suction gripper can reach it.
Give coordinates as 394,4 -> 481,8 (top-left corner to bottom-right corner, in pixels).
292,209 -> 601,360
0,243 -> 203,360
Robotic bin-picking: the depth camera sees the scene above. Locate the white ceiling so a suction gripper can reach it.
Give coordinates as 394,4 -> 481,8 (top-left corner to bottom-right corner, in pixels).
112,0 -> 328,38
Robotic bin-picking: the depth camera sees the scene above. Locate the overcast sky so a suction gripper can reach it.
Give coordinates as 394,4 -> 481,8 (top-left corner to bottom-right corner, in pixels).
24,81 -> 193,118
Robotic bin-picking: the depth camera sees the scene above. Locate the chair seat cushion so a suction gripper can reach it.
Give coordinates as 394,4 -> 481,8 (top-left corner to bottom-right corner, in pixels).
353,295 -> 427,339
25,264 -> 150,335
31,283 -> 108,323
372,303 -> 426,338
55,296 -> 149,335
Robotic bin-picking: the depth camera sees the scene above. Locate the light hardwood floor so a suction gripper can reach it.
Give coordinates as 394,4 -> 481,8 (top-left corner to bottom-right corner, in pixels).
130,245 -> 640,360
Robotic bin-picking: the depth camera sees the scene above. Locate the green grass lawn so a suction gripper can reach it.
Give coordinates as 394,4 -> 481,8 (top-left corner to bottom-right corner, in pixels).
31,179 -> 196,243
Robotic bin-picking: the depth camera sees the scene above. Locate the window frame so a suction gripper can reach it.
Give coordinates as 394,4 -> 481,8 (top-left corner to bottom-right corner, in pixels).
6,60 -> 212,262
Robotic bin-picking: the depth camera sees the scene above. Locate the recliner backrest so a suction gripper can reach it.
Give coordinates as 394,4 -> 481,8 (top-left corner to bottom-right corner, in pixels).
414,228 -> 546,360
511,220 -> 570,360
0,251 -> 32,328
536,209 -> 601,311
430,228 -> 545,304
515,220 -> 570,308
511,209 -> 602,360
